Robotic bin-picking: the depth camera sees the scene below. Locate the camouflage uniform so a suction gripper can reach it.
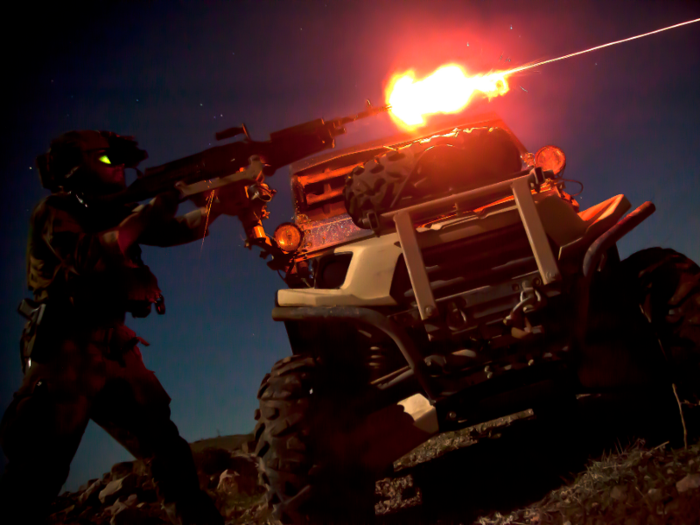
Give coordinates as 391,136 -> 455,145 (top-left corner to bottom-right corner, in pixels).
0,131 -> 224,525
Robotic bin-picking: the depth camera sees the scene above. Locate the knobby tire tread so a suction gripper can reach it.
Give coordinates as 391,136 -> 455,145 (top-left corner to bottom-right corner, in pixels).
254,355 -> 376,524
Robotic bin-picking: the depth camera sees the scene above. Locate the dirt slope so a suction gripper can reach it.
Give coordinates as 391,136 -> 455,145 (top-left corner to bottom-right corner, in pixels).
48,395 -> 700,524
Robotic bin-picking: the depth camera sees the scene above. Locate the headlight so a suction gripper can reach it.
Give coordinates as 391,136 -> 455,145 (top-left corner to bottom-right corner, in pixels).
534,145 -> 566,176
273,223 -> 304,253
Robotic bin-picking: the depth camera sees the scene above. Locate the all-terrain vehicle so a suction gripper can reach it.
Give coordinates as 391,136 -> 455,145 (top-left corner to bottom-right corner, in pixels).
248,113 -> 700,524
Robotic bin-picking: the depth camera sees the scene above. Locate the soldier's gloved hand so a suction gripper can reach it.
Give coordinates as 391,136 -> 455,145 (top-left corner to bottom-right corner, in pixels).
146,188 -> 180,226
211,184 -> 243,216
106,189 -> 181,255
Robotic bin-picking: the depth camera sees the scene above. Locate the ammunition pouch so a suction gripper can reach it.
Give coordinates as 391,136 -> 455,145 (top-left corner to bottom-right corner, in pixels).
17,299 -> 47,373
17,298 -> 152,372
121,265 -> 165,318
91,324 -> 150,366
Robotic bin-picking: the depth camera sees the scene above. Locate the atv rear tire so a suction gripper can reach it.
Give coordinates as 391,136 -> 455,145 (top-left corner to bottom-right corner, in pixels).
254,355 -> 377,524
343,126 -> 522,228
619,248 -> 700,400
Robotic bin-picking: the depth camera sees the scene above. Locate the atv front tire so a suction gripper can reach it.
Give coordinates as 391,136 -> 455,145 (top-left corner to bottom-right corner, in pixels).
254,355 -> 377,524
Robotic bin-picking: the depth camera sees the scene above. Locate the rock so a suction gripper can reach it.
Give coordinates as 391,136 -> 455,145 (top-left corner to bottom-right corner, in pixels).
141,477 -> 156,491
107,499 -> 129,516
610,485 -> 627,501
647,487 -> 664,503
676,473 -> 700,493
224,506 -> 244,520
78,478 -> 99,493
135,485 -> 159,503
229,454 -> 262,494
123,493 -> 139,507
196,447 -> 235,475
214,455 -> 262,496
218,469 -> 239,493
133,459 -> 151,477
78,479 -> 104,507
111,461 -> 135,479
111,506 -> 152,525
78,507 -> 98,520
664,499 -> 680,514
99,473 -> 138,504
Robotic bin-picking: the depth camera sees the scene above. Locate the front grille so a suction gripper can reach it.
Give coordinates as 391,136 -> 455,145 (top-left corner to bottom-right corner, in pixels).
390,222 -> 537,306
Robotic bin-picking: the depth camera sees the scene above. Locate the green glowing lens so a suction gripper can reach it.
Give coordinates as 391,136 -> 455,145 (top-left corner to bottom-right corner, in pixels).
98,154 -> 111,165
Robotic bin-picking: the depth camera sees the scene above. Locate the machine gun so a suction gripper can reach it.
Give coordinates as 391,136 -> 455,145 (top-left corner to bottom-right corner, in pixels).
97,100 -> 389,268
101,100 -> 390,206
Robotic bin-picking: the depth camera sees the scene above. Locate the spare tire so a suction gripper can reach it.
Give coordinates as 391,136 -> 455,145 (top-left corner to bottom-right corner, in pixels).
618,248 -> 700,401
343,127 -> 523,228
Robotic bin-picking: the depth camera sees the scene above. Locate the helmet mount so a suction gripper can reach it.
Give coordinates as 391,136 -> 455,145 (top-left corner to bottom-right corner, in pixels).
36,130 -> 148,194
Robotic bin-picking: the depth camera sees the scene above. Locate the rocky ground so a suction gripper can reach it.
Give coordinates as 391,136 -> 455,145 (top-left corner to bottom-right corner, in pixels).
47,434 -> 270,525
48,393 -> 700,525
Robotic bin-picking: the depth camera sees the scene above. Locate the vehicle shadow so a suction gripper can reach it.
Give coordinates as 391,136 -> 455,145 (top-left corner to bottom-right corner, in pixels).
376,389 -> 699,525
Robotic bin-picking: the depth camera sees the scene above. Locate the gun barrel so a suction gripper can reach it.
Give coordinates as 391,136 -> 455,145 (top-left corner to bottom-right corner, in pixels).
215,123 -> 250,141
333,103 -> 391,128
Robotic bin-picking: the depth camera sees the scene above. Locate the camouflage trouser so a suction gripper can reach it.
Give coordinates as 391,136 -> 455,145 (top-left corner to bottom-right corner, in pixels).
0,324 -> 223,525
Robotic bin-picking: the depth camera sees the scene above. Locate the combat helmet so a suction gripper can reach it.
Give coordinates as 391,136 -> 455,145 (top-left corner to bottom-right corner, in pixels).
35,130 -> 148,193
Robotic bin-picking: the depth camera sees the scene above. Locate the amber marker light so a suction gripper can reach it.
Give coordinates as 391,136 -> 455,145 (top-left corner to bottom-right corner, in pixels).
274,223 -> 304,253
534,145 -> 566,176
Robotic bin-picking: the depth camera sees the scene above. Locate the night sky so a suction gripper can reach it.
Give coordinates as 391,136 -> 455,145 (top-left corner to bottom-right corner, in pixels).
2,0 -> 700,493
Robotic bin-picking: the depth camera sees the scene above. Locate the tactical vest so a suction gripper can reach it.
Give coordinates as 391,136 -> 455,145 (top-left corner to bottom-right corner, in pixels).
26,193 -> 162,319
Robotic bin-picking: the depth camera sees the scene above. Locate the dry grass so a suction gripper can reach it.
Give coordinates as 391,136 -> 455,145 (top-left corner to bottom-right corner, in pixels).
374,402 -> 700,525
470,439 -> 700,525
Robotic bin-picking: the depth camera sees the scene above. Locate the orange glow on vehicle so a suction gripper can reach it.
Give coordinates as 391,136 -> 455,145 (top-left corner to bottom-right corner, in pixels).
385,64 -> 509,129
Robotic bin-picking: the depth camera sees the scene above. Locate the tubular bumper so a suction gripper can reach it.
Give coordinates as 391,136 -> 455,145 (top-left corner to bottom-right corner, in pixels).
583,201 -> 656,278
271,306 -> 438,402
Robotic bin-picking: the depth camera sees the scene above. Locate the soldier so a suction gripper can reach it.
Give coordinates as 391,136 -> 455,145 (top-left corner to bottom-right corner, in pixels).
0,130 -> 227,524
